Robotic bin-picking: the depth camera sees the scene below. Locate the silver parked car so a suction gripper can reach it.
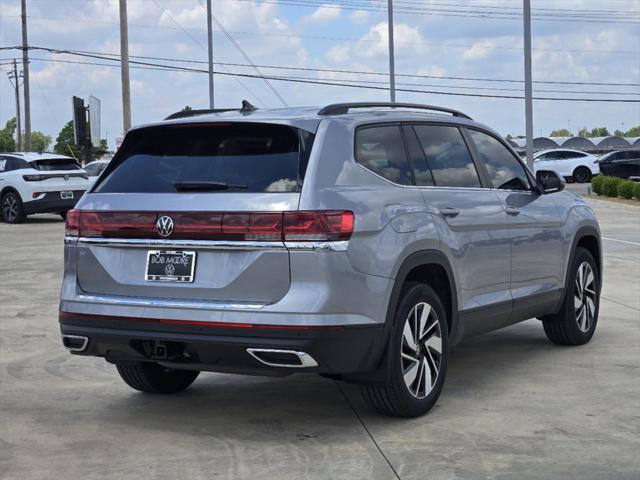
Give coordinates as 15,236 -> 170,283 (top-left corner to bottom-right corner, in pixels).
59,102 -> 602,417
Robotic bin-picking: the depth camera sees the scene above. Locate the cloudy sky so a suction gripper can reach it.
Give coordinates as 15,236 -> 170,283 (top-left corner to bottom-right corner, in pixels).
1,0 -> 639,149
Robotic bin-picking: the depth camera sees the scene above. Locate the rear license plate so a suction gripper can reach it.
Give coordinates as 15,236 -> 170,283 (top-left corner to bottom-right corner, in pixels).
145,250 -> 196,283
60,191 -> 74,199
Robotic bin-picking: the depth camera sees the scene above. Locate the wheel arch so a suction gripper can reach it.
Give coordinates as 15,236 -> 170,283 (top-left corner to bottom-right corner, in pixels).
1,185 -> 21,200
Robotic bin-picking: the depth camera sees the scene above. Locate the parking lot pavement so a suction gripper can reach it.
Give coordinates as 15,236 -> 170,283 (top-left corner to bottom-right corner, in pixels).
1,200 -> 639,480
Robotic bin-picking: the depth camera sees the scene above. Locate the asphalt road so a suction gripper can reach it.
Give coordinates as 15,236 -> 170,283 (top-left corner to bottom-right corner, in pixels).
1,198 -> 639,480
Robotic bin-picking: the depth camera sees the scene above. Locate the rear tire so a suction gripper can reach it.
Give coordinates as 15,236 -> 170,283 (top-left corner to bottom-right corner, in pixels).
542,247 -> 599,346
59,211 -> 68,220
115,361 -> 200,394
361,283 -> 448,417
1,191 -> 25,223
573,166 -> 591,183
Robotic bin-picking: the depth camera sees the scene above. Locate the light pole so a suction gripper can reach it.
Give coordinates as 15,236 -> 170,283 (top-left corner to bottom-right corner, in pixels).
119,0 -> 132,133
523,0 -> 534,169
387,0 -> 396,102
206,0 -> 215,109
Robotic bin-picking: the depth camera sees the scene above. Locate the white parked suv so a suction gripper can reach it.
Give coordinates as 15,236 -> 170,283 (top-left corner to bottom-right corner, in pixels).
533,149 -> 600,183
0,152 -> 89,223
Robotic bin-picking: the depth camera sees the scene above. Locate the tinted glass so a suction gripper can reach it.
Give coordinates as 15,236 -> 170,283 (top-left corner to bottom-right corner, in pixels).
413,125 -> 481,188
469,130 -> 530,191
403,126 -> 434,186
0,158 -> 7,172
356,125 -> 412,185
97,123 -> 305,193
84,163 -> 104,176
31,158 -> 81,171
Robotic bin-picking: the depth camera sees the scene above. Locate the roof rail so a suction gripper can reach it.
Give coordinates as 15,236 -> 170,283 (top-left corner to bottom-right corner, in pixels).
317,102 -> 472,120
164,100 -> 258,120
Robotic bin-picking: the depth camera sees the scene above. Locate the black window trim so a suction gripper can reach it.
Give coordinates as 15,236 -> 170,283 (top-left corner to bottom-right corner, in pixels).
463,126 -> 537,192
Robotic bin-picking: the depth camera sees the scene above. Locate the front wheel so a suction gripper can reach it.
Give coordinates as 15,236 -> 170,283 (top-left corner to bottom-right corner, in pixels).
361,283 -> 448,417
115,361 -> 200,394
542,247 -> 600,345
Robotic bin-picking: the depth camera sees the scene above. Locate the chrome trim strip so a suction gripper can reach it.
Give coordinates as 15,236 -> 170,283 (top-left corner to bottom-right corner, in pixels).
62,334 -> 89,352
246,348 -> 318,368
75,293 -> 266,311
76,237 -> 286,251
284,241 -> 349,252
72,237 -> 348,252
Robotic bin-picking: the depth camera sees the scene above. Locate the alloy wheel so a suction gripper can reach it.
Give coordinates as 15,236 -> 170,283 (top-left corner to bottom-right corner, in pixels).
400,301 -> 442,399
574,261 -> 596,333
2,194 -> 17,222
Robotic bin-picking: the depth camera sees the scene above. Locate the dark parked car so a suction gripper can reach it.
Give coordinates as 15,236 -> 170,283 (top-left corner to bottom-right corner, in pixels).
598,150 -> 640,179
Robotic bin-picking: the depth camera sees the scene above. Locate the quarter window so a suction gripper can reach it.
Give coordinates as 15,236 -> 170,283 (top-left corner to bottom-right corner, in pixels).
412,125 -> 481,188
469,130 -> 531,191
355,125 -> 413,185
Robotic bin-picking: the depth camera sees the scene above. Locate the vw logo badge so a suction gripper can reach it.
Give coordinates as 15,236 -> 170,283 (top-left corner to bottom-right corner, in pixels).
165,264 -> 175,275
156,215 -> 174,237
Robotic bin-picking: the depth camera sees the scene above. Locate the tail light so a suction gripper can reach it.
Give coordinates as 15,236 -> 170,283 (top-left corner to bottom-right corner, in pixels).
63,210 -> 354,242
283,211 -> 353,241
23,174 -> 44,181
65,209 -> 81,237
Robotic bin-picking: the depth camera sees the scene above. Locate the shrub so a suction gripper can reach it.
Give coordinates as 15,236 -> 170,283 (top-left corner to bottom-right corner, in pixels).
602,176 -> 624,197
618,180 -> 635,199
634,182 -> 640,200
591,176 -> 604,195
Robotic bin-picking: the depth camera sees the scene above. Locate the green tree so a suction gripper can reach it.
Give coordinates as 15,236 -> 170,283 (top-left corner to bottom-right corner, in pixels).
625,125 -> 640,137
549,128 -> 573,137
578,127 -> 589,138
0,117 -> 17,152
589,127 -> 610,137
30,131 -> 52,152
53,121 -> 81,159
182,105 -> 193,111
91,139 -> 109,160
505,134 -> 513,141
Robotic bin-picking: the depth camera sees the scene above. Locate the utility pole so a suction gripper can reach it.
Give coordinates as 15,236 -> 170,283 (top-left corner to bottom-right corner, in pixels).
8,60 -> 22,151
119,0 -> 132,133
206,0 -> 215,108
21,0 -> 32,151
523,0 -> 534,169
387,0 -> 396,102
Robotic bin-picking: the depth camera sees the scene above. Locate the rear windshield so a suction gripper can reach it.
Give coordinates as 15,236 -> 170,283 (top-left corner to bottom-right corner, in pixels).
95,123 -> 313,194
30,158 -> 81,171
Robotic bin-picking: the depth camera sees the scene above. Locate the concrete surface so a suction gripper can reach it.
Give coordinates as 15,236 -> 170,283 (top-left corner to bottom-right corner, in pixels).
1,199 -> 639,480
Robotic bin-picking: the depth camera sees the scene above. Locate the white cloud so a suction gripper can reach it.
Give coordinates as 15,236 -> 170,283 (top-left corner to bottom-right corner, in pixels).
304,4 -> 341,23
462,40 -> 497,61
349,10 -> 371,24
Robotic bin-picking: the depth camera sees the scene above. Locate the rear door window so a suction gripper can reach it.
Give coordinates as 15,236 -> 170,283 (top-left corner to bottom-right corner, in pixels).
96,123 -> 311,193
355,125 -> 413,185
412,125 -> 482,188
468,129 -> 531,191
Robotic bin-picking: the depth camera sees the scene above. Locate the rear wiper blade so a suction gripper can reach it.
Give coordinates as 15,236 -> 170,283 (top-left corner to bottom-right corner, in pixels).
173,181 -> 248,192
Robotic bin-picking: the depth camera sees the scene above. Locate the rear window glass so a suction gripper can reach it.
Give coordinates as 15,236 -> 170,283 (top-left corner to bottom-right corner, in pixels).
96,123 -> 310,194
31,158 -> 81,171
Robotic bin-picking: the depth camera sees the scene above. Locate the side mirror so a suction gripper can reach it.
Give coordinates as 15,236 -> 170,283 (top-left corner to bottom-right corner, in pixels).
536,170 -> 565,194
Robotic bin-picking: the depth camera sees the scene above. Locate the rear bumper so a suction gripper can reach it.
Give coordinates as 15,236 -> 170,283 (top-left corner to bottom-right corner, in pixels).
59,312 -> 386,375
23,190 -> 85,214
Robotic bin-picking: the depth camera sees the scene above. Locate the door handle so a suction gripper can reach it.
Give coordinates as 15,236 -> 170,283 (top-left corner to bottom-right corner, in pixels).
439,207 -> 460,218
505,207 -> 520,216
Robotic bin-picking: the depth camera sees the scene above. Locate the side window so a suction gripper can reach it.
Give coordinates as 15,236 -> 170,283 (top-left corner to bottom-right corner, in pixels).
403,126 -> 434,186
0,157 -> 7,173
468,129 -> 531,191
355,125 -> 413,185
412,125 -> 481,188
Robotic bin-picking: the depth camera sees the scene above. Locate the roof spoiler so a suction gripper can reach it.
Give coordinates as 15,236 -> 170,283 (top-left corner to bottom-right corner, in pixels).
164,100 -> 258,120
318,102 -> 472,120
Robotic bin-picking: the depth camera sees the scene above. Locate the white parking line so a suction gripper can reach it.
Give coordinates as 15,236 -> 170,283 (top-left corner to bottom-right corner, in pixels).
602,236 -> 640,247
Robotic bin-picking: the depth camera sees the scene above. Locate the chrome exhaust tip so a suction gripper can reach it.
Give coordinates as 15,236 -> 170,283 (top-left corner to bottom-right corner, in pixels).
62,334 -> 89,352
247,348 -> 318,368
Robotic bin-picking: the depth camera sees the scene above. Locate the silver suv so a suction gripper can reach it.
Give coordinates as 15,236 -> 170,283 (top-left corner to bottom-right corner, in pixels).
59,102 -> 602,417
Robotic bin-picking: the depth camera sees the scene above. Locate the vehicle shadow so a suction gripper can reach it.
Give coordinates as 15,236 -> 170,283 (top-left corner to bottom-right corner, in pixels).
87,319 -> 563,436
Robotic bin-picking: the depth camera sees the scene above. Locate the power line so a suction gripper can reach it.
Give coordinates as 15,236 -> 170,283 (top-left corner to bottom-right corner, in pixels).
5,45 -> 640,88
3,49 -> 638,103
149,0 -> 267,107
10,15 -> 639,56
194,0 -> 288,106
